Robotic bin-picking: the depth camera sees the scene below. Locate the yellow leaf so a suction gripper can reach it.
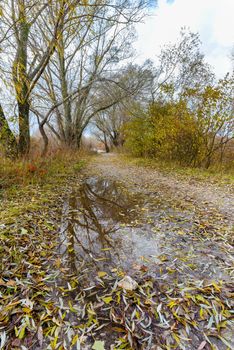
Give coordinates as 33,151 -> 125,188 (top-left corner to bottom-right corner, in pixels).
172,332 -> 180,345
51,336 -> 58,349
22,307 -> 31,314
18,324 -> 27,340
211,281 -> 221,292
68,300 -> 77,312
72,335 -> 79,346
54,258 -> 61,268
98,271 -> 107,278
168,300 -> 178,308
102,296 -> 113,304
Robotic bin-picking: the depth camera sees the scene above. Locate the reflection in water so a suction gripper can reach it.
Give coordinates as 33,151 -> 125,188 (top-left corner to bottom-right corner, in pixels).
59,176 -> 231,282
59,177 -> 159,275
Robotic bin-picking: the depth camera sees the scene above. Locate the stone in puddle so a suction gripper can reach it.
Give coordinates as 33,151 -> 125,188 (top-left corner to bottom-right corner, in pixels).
118,276 -> 138,291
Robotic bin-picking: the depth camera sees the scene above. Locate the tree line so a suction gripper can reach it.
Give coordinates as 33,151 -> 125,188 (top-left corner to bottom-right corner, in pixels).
0,2 -> 233,169
0,0 -> 146,157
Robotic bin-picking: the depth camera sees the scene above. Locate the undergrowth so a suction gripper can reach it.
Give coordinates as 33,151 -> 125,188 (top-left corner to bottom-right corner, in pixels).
0,150 -> 87,198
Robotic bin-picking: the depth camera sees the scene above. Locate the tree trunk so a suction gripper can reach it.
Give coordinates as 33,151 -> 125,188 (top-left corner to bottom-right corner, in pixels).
12,3 -> 31,156
0,103 -> 18,157
204,153 -> 212,169
18,101 -> 30,156
58,29 -> 73,145
76,133 -> 82,149
104,133 -> 110,153
111,131 -> 121,148
39,123 -> 49,157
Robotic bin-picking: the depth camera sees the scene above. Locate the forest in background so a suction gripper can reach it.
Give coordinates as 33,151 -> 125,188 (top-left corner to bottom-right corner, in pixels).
0,0 -> 233,177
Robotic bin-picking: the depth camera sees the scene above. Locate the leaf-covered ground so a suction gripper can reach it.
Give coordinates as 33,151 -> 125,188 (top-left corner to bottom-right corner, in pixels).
0,158 -> 85,349
0,154 -> 233,350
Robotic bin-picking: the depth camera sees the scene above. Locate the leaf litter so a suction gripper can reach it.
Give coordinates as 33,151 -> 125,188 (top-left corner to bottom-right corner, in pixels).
0,157 -> 233,349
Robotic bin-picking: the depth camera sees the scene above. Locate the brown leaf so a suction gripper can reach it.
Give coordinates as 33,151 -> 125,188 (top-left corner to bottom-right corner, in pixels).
118,276 -> 138,291
0,278 -> 16,287
198,341 -> 207,350
37,326 -> 43,347
11,339 -> 21,347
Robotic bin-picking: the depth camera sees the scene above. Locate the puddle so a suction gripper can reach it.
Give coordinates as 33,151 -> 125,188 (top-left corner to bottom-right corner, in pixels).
59,177 -> 160,276
59,176 -> 232,283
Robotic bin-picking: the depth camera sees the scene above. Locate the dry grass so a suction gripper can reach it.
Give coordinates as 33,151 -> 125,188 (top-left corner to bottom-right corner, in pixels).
0,148 -> 87,196
121,153 -> 234,185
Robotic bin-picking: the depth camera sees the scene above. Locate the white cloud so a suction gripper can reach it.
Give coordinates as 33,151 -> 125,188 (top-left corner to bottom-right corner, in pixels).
134,0 -> 234,77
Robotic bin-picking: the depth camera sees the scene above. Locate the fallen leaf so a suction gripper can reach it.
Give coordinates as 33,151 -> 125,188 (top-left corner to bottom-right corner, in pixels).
98,271 -> 107,278
118,276 -> 138,291
92,340 -> 105,350
102,296 -> 112,304
198,340 -> 207,350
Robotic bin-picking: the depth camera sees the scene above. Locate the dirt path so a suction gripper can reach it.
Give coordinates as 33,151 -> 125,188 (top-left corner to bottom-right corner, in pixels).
90,154 -> 234,225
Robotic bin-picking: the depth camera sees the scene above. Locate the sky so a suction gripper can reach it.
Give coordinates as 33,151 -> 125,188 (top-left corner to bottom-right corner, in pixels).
134,0 -> 234,77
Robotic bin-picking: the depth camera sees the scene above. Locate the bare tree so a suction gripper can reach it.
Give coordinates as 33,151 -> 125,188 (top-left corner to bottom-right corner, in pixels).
31,1 -> 146,152
151,30 -> 214,103
93,63 -> 152,151
0,0 -> 85,156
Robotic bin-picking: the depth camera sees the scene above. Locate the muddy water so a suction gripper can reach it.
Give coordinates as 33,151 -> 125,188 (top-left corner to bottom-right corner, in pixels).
59,177 -> 160,276
59,176 -> 232,283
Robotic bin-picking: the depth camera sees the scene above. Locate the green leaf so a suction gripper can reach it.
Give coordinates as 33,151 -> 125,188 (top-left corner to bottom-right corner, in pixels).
21,228 -> 28,235
18,324 -> 27,340
102,296 -> 113,304
92,340 -> 105,350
